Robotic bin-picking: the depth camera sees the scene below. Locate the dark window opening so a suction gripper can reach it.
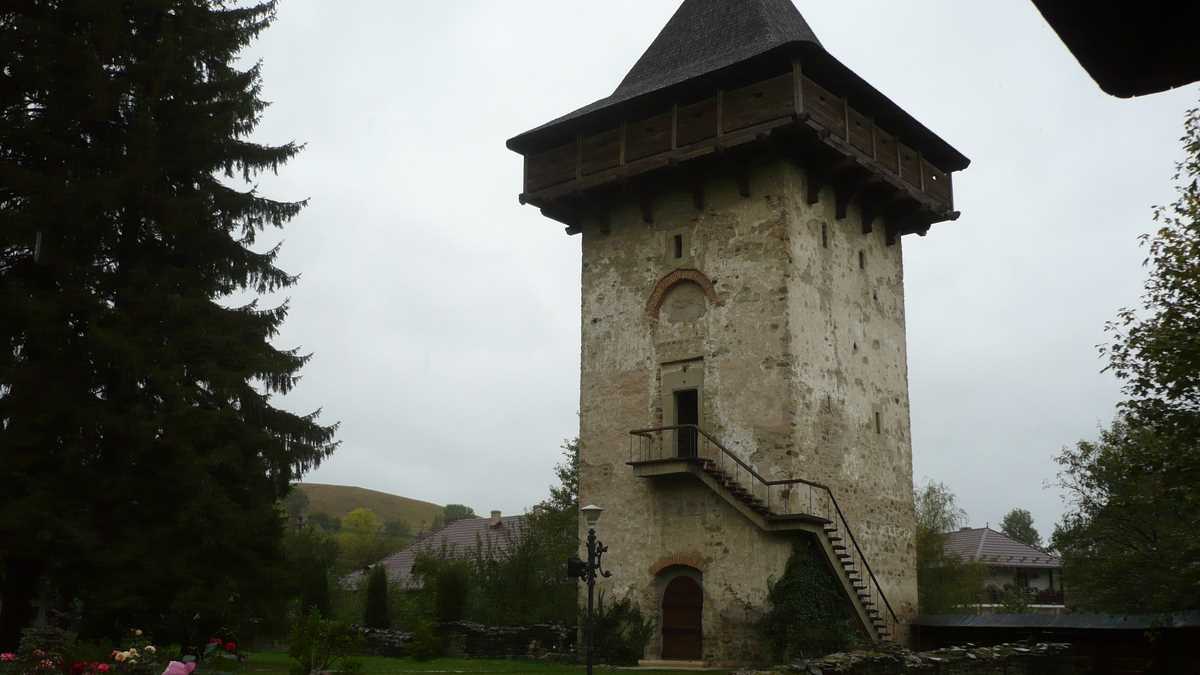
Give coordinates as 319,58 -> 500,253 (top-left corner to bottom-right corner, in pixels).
675,389 -> 699,458
859,250 -> 866,270
673,234 -> 684,259
875,412 -> 882,435
821,223 -> 829,249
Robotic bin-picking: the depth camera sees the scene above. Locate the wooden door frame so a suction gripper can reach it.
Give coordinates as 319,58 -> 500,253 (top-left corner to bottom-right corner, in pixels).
658,569 -> 703,661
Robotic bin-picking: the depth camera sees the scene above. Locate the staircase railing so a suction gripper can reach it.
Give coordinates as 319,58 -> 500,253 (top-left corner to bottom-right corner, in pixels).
629,425 -> 898,639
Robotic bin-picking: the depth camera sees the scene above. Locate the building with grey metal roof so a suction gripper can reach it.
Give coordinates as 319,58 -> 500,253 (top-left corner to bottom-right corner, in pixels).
944,527 -> 1064,608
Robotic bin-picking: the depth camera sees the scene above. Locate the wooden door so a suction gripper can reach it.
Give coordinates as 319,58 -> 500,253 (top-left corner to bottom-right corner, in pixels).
661,576 -> 703,660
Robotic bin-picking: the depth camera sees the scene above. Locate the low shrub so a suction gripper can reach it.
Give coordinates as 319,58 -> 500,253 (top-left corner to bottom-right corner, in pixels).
588,593 -> 654,666
405,622 -> 440,662
286,610 -> 362,675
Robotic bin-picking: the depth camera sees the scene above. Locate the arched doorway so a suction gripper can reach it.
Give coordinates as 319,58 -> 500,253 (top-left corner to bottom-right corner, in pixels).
661,575 -> 703,660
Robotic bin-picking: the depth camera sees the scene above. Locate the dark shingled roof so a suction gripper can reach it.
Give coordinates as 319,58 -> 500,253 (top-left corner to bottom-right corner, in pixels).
342,514 -> 527,590
943,527 -> 1061,570
615,0 -> 821,105
507,0 -> 969,172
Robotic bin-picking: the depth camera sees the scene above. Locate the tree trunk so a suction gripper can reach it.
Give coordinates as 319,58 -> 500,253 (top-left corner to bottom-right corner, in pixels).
0,557 -> 43,649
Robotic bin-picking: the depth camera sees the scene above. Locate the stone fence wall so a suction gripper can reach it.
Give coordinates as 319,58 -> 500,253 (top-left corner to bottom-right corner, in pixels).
771,642 -> 1073,675
358,622 -> 574,660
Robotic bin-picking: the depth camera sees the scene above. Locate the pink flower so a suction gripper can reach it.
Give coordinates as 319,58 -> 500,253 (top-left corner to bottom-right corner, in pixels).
0,653 -> 16,663
222,642 -> 236,653
97,665 -> 111,673
161,661 -> 196,675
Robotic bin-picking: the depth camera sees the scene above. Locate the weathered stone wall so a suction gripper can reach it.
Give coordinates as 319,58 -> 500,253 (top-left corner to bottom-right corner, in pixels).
782,166 -> 919,624
578,156 -> 917,663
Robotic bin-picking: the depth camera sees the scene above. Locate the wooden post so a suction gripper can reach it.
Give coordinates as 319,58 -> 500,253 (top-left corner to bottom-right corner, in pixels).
671,104 -> 679,150
619,122 -> 627,166
716,89 -> 724,139
792,60 -> 805,117
575,134 -> 583,181
640,192 -> 654,224
843,99 -> 851,142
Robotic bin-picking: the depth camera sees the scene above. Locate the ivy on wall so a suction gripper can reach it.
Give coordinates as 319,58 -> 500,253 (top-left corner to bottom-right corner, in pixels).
758,536 -> 867,660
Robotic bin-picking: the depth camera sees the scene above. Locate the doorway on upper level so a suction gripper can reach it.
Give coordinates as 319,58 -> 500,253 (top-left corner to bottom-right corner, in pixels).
661,360 -> 703,460
673,389 -> 699,458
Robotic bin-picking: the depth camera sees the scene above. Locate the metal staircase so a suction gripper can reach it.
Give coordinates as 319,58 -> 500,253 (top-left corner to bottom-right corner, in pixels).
628,425 -> 898,641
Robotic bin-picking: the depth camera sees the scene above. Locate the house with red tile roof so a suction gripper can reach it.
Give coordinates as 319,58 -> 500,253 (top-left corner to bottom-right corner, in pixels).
944,527 -> 1064,610
343,511 -> 527,590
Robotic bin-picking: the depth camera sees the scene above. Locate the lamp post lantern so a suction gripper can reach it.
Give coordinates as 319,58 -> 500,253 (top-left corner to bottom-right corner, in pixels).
568,505 -> 611,675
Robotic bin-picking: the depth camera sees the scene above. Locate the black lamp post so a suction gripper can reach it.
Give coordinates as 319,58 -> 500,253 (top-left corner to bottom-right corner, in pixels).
567,504 -> 611,675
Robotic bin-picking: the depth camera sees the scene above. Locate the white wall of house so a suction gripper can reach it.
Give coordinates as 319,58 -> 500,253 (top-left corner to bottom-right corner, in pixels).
984,566 -> 1057,592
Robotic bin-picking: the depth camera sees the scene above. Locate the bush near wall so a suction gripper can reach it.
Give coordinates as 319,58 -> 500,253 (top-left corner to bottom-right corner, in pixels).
760,537 -> 867,661
775,642 -> 1073,675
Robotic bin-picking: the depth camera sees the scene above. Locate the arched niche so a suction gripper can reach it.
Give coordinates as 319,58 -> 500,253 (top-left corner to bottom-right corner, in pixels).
645,269 -> 721,320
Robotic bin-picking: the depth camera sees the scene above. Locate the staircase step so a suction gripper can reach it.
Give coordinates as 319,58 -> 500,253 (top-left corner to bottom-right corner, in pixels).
668,438 -> 894,641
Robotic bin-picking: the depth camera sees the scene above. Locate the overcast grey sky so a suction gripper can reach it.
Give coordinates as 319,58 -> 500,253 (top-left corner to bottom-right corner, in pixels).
241,1 -> 1197,538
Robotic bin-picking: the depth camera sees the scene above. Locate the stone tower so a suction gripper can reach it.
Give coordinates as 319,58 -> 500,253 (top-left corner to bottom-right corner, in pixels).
507,0 -> 968,665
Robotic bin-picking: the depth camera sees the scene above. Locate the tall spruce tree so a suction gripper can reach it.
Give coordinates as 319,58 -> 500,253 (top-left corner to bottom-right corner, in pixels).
0,1 -> 336,644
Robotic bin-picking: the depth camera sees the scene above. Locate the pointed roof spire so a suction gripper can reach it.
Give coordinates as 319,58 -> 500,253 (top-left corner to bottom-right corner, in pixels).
613,0 -> 821,103
508,0 -> 968,174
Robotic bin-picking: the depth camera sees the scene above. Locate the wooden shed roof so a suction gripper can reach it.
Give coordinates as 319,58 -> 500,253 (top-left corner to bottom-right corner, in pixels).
507,0 -> 969,172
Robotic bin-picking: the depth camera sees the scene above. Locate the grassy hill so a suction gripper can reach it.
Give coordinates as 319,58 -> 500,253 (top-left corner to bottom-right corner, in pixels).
298,483 -> 443,530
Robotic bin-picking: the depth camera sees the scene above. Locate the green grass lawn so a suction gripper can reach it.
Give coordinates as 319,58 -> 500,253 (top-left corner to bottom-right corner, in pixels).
246,651 -> 729,674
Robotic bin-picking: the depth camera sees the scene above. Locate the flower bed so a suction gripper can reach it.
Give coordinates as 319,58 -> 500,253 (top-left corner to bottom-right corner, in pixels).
0,627 -> 245,675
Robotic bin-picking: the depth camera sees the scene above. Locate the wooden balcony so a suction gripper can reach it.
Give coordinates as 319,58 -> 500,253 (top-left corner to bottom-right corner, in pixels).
519,63 -> 961,240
